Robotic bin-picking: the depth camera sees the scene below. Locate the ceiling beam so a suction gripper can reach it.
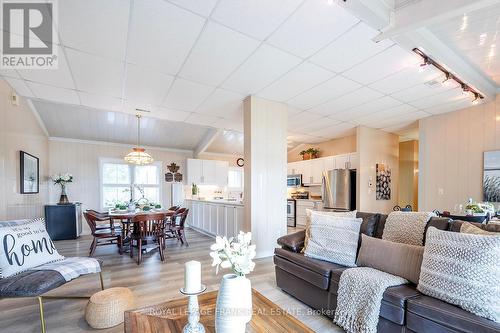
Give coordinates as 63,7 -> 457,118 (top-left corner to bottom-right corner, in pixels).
394,28 -> 498,101
193,128 -> 220,158
373,0 -> 498,42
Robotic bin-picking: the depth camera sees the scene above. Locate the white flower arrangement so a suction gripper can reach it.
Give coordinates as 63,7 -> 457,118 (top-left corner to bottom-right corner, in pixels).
210,231 -> 256,276
51,173 -> 73,185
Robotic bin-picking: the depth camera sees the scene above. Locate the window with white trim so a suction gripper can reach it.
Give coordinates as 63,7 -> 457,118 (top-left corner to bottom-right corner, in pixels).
100,159 -> 161,209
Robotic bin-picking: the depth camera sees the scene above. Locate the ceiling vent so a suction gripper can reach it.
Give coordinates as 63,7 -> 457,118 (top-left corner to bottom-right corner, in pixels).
424,79 -> 441,87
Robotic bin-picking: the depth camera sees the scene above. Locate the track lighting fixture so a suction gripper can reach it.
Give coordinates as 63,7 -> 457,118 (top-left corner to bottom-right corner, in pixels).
413,48 -> 484,105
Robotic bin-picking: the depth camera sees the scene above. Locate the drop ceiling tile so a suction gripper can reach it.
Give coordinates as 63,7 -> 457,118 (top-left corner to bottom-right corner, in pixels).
180,21 -> 260,86
267,1 -> 359,58
128,0 -> 205,74
28,82 -> 79,104
288,111 -> 324,132
296,116 -> 341,133
153,106 -> 192,122
287,132 -> 326,143
312,122 -> 357,139
370,111 -> 430,129
79,92 -> 123,111
18,45 -> 74,89
66,49 -> 125,97
124,64 -> 174,106
353,104 -> 417,126
343,45 -> 420,84
212,0 -> 302,40
59,0 -> 129,60
331,96 -> 403,121
163,78 -> 214,111
4,77 -> 34,97
217,117 -> 244,132
310,22 -> 393,73
222,44 -> 302,94
391,81 -> 456,103
167,0 -> 218,17
196,88 -> 244,117
0,69 -> 21,79
309,87 -> 383,116
423,98 -> 472,115
409,88 -> 468,109
369,65 -> 443,94
257,61 -> 334,101
287,75 -> 362,110
185,112 -> 219,127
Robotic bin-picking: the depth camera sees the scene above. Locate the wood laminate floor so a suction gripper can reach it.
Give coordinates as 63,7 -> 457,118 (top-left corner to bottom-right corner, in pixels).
0,228 -> 342,333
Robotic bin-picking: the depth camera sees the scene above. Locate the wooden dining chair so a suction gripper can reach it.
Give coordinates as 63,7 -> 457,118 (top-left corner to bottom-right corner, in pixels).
84,211 -> 123,256
86,209 -> 121,232
130,213 -> 167,265
166,209 -> 189,246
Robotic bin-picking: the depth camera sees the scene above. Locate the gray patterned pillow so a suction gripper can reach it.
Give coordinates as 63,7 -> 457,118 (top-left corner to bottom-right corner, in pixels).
418,227 -> 500,322
304,212 -> 362,267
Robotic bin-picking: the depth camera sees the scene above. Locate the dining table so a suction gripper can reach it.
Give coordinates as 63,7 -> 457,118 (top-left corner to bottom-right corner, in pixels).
108,209 -> 176,254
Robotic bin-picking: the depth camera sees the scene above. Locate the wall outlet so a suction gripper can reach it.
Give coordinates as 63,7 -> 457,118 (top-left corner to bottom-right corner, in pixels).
438,188 -> 444,195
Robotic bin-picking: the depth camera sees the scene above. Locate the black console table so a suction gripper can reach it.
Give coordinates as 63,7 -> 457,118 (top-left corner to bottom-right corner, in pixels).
44,203 -> 82,240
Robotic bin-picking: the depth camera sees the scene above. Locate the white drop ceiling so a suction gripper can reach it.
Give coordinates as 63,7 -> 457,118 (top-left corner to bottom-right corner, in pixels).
1,0 -> 499,154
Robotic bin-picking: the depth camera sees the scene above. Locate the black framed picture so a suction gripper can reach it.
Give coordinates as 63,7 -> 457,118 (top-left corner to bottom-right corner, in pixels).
20,151 -> 39,194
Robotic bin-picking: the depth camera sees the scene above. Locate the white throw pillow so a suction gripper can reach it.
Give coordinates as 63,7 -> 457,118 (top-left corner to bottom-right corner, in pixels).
302,209 -> 357,253
0,219 -> 64,278
304,212 -> 362,267
418,227 -> 500,323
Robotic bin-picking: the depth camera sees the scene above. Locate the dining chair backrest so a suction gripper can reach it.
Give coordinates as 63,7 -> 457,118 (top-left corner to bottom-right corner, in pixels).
84,211 -> 100,235
168,205 -> 179,211
131,213 -> 167,238
87,209 -> 109,219
173,209 -> 189,228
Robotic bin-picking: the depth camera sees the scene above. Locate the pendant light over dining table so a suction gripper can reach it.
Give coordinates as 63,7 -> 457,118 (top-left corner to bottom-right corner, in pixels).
124,114 -> 154,165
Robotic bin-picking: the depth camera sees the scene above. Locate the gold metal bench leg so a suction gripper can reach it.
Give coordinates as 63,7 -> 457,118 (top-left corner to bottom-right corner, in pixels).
99,271 -> 105,291
38,296 -> 46,333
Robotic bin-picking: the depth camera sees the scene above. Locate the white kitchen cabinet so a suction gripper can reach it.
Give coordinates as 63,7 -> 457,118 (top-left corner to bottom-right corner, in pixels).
348,153 -> 359,169
209,204 -> 218,234
235,206 -> 244,235
217,205 -> 226,235
310,158 -> 326,184
187,159 -> 203,184
335,154 -> 349,169
187,159 -> 229,186
186,200 -> 193,226
215,161 -> 229,186
226,206 -> 235,238
324,156 -> 335,172
203,204 -> 210,231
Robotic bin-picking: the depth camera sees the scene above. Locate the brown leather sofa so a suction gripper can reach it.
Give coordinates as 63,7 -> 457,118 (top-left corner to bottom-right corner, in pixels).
274,212 -> 500,333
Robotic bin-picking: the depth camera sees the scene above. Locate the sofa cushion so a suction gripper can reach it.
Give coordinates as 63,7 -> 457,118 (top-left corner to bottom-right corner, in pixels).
357,235 -> 424,284
461,222 -> 497,235
375,215 -> 450,241
274,248 -> 345,290
304,213 -> 362,267
356,212 -> 379,237
407,295 -> 500,333
0,270 -> 66,297
277,230 -> 305,253
418,227 -> 500,323
451,220 -> 500,233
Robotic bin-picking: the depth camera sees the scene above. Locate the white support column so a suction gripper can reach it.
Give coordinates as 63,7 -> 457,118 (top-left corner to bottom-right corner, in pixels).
243,96 -> 287,259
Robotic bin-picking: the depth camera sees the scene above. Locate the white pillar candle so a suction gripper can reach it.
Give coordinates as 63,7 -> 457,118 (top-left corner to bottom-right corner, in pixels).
184,260 -> 201,293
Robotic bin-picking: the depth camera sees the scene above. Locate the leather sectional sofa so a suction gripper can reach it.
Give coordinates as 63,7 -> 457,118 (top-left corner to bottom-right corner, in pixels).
274,212 -> 500,333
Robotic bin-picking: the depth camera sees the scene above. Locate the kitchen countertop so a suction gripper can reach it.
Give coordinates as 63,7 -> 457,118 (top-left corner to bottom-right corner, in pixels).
292,198 -> 323,202
185,198 -> 244,206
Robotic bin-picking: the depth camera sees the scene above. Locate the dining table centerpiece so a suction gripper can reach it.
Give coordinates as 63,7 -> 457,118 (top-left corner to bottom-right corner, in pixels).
51,173 -> 73,205
210,231 -> 256,333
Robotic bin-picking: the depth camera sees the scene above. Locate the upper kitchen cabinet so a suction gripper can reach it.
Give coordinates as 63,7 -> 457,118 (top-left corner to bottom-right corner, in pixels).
187,158 -> 229,186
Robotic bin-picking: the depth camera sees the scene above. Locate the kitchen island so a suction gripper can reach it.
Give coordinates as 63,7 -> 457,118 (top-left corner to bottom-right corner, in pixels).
185,198 -> 244,239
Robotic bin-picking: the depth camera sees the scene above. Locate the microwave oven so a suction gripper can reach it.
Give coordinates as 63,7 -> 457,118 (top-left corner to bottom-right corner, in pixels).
287,174 -> 302,187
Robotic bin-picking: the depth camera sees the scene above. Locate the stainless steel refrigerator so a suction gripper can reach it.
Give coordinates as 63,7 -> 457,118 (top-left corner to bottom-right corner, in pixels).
321,169 -> 356,211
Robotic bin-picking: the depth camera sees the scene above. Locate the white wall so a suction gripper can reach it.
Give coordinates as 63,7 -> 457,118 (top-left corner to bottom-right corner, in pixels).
0,80 -> 49,220
357,126 -> 399,213
419,95 -> 500,211
48,139 -> 192,234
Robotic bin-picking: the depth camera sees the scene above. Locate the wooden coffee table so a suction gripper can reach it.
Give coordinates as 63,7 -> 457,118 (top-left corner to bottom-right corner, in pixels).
125,288 -> 314,333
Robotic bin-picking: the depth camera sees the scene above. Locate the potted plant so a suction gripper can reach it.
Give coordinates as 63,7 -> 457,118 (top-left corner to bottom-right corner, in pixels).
299,148 -> 320,160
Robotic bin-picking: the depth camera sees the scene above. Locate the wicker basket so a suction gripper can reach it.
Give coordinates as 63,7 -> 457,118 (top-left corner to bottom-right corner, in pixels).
85,287 -> 135,329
